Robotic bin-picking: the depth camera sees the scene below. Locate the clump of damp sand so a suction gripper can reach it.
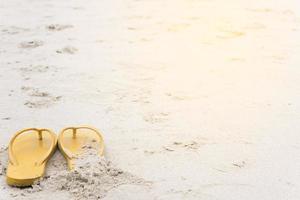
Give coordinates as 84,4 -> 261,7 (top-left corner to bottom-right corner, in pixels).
0,146 -> 150,200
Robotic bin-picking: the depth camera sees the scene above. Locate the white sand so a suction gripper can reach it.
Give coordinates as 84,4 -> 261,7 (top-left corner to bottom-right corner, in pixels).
0,146 -> 149,200
1,0 -> 300,199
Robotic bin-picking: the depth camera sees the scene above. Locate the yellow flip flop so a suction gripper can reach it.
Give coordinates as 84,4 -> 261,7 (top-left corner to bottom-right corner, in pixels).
58,126 -> 104,170
6,128 -> 57,187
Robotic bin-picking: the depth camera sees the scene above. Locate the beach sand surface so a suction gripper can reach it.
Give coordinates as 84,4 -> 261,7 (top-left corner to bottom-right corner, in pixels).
1,0 -> 300,199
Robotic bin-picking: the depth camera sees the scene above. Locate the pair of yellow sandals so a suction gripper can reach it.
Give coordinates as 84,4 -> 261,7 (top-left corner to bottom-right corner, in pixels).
6,126 -> 104,187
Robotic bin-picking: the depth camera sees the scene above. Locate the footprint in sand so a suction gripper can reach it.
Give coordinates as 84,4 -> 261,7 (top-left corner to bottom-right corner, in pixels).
232,161 -> 246,168
2,26 -> 30,35
19,65 -> 53,73
21,86 -> 62,108
144,140 -> 203,155
163,141 -> 201,152
172,141 -> 201,150
19,40 -> 43,49
1,117 -> 10,120
7,89 -> 14,96
56,46 -> 78,54
18,65 -> 59,81
24,98 -> 61,108
46,24 -> 73,31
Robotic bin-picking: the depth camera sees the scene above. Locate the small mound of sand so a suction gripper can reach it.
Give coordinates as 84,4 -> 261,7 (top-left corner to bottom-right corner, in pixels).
0,146 -> 150,200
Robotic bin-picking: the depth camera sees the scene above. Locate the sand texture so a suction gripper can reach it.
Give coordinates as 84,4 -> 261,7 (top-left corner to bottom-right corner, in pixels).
0,147 -> 150,200
1,0 -> 300,199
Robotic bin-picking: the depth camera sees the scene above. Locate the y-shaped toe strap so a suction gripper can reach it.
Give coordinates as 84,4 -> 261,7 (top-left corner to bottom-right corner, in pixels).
58,126 -> 104,159
9,128 -> 56,166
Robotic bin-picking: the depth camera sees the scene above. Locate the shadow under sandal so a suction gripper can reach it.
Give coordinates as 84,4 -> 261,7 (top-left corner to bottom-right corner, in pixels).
6,128 -> 57,187
58,126 -> 104,170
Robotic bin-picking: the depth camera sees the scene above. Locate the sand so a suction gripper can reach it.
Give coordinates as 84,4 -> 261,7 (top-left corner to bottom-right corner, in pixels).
1,0 -> 300,199
0,146 -> 149,200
